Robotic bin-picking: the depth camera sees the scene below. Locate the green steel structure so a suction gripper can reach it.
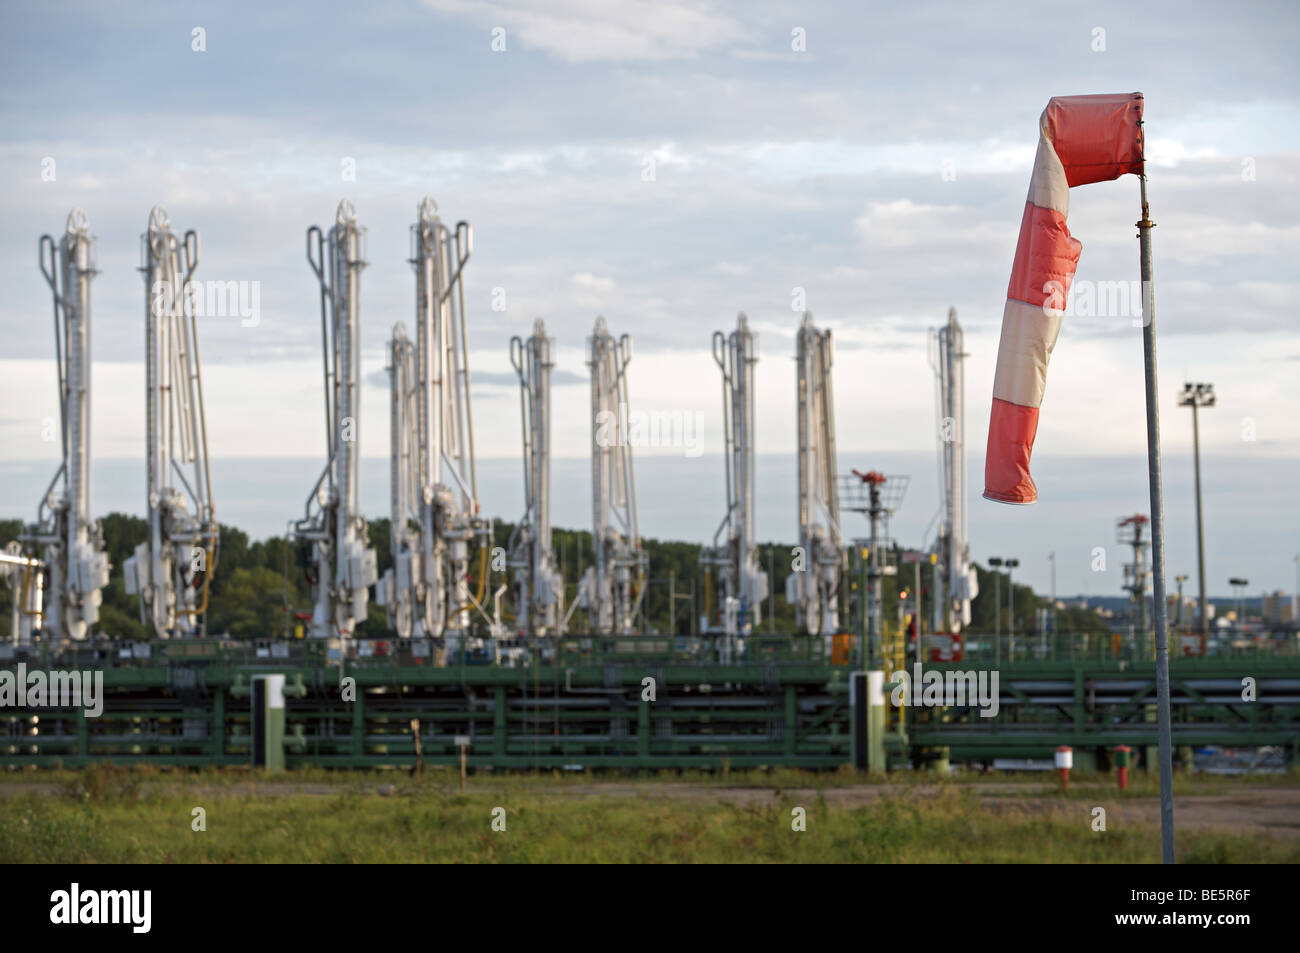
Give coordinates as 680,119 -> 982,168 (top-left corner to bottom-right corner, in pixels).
1,636 -> 1297,770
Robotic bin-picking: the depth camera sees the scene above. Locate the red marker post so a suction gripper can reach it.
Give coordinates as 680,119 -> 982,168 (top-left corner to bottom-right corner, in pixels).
1113,745 -> 1132,791
1054,745 -> 1073,791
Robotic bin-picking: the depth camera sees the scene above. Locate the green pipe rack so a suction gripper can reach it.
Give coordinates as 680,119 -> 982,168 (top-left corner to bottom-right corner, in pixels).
1,635 -> 1296,770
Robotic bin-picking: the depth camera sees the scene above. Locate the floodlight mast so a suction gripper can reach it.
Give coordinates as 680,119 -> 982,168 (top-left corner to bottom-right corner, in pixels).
294,200 -> 378,639
379,198 -> 490,653
929,307 -> 978,632
582,316 -> 648,635
123,206 -> 218,638
19,209 -> 111,642
787,312 -> 843,647
507,319 -> 565,635
702,313 -> 768,661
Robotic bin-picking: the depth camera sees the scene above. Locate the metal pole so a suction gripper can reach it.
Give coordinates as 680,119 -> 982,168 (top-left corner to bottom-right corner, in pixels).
914,557 -> 921,663
1137,523 -> 1147,660
1138,171 -> 1175,865
994,570 -> 1001,666
1008,565 -> 1015,661
669,569 -> 676,635
1191,400 -> 1208,632
867,493 -> 882,668
1175,575 -> 1186,629
769,545 -> 775,635
1049,552 -> 1056,660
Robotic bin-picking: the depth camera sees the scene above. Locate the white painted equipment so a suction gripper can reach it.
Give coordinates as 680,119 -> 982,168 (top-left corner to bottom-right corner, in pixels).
19,209 -> 111,641
702,313 -> 768,660
378,197 -> 492,652
123,206 -> 218,638
507,319 -> 565,635
293,200 -> 378,639
786,312 -> 843,646
0,545 -> 45,645
929,307 -> 978,632
578,316 -> 648,635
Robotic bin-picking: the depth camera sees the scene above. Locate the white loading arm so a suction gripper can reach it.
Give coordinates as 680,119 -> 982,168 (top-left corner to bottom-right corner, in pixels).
379,197 -> 491,645
584,316 -> 648,635
123,206 -> 218,638
928,307 -> 978,632
787,312 -> 843,639
507,319 -> 565,635
20,209 -> 110,641
701,313 -> 767,644
293,200 -> 378,639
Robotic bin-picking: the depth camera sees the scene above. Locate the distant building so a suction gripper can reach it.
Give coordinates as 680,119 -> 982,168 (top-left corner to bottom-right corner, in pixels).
1262,591 -> 1295,624
1167,594 -> 1203,626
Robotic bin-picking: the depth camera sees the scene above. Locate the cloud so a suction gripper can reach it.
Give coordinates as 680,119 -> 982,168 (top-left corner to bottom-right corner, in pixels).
473,368 -> 587,388
711,261 -> 751,276
420,0 -> 747,63
853,198 -> 1007,253
570,271 -> 617,293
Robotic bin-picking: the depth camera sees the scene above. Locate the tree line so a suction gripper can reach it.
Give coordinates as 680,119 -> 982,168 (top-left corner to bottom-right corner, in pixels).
0,514 -> 1103,639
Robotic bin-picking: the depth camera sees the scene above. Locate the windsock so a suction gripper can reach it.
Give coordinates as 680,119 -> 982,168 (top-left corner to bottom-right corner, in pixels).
984,93 -> 1144,504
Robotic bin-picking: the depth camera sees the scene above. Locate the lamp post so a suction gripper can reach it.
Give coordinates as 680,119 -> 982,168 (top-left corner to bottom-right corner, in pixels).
989,557 -> 1003,665
1174,574 -> 1188,630
1178,383 -> 1214,633
1048,552 -> 1057,658
1229,577 -> 1249,631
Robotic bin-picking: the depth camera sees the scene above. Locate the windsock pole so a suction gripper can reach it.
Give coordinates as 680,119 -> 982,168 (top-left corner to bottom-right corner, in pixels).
1137,158 -> 1175,865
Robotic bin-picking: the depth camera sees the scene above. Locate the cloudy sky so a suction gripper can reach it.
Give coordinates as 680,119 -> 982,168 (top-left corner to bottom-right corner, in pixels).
1,0 -> 1296,598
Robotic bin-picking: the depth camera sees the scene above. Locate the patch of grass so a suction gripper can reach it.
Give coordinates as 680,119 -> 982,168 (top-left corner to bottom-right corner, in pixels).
58,761 -> 152,803
1,779 -> 1294,863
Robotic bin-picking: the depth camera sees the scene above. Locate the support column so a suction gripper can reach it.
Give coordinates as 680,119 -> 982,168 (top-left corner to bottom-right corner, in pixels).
76,706 -> 88,761
351,680 -> 365,761
211,690 -> 225,760
784,684 -> 797,761
867,670 -> 886,774
493,686 -> 507,762
251,674 -> 285,773
637,698 -> 650,762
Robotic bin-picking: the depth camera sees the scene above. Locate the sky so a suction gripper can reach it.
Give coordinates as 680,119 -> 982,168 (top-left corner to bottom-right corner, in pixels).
0,0 -> 1297,598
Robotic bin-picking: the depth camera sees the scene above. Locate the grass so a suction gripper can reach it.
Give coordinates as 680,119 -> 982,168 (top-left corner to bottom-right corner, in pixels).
0,762 -> 1295,863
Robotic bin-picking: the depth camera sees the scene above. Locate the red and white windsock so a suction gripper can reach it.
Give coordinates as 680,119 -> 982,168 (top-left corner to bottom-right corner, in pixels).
984,93 -> 1145,504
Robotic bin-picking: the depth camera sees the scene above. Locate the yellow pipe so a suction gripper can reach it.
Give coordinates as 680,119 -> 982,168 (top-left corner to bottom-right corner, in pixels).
17,563 -> 43,620
177,532 -> 217,618
442,544 -> 493,630
474,541 -> 488,604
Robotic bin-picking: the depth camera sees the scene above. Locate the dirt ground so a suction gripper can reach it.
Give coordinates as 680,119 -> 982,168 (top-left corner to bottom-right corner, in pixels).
561,783 -> 1300,841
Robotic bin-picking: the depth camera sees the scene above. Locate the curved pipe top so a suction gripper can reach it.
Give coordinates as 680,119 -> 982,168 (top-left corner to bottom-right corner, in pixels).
65,207 -> 90,237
